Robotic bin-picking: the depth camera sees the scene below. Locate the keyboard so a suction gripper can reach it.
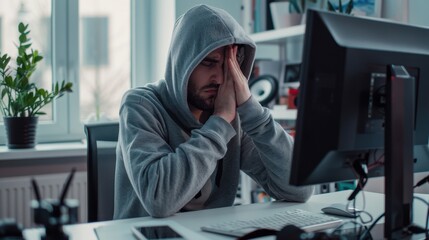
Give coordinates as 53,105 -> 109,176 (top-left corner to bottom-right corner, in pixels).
201,208 -> 343,237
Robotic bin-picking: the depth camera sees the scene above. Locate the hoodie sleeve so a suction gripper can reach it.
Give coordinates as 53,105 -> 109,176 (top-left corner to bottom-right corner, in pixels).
238,97 -> 314,202
119,92 -> 236,217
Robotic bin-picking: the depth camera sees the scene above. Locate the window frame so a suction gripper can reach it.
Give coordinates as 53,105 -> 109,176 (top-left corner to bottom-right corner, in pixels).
0,0 -> 175,145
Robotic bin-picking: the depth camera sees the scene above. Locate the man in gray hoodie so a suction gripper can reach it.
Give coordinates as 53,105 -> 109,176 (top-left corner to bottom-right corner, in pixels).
113,4 -> 314,219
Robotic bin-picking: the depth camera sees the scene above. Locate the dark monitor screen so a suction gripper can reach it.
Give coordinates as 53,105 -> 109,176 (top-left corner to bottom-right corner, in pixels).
290,10 -> 429,186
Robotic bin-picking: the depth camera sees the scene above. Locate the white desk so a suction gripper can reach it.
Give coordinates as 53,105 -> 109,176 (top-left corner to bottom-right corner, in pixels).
23,190 -> 429,240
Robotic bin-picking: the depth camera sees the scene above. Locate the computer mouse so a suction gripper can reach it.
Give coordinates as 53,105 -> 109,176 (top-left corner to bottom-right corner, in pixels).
321,203 -> 361,218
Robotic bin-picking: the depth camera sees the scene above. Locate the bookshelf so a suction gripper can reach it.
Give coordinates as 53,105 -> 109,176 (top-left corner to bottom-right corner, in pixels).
270,105 -> 297,120
249,24 -> 305,44
251,25 -> 304,123
238,24 -> 305,205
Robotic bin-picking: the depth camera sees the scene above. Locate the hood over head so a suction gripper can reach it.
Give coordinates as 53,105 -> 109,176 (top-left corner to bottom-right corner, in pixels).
161,4 -> 256,130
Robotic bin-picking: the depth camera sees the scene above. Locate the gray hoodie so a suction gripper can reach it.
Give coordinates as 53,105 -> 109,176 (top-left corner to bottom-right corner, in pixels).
113,4 -> 313,219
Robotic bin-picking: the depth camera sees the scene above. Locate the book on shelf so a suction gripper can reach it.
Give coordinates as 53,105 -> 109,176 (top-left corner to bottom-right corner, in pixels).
241,0 -> 275,34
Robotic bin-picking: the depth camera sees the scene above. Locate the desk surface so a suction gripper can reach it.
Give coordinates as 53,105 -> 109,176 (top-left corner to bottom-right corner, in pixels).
23,190 -> 429,240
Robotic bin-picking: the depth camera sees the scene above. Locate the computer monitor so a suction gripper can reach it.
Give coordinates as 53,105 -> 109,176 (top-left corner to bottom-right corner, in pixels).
290,9 -> 429,238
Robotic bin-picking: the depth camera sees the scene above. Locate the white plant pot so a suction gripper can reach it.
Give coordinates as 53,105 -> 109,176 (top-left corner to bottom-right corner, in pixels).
270,2 -> 303,29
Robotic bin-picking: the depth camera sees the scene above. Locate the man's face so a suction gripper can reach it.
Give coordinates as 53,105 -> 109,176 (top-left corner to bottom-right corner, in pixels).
187,47 -> 225,111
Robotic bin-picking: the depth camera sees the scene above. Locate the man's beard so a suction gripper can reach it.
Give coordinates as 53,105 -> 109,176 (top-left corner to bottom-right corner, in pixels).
187,91 -> 215,111
187,83 -> 220,111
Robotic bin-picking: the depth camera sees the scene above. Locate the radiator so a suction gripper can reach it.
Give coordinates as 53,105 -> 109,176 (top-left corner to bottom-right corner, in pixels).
0,172 -> 87,228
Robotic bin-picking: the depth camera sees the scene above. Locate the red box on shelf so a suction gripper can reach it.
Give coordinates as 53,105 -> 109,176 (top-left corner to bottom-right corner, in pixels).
288,88 -> 299,109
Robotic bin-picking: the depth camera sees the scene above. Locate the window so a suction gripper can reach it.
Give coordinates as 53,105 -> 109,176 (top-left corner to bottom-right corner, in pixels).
82,17 -> 109,67
0,17 -> 2,51
79,1 -> 130,123
0,0 -> 173,144
40,16 -> 51,65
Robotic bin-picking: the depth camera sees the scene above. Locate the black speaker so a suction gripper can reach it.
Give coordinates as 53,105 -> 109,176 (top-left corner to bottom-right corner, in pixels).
249,75 -> 278,107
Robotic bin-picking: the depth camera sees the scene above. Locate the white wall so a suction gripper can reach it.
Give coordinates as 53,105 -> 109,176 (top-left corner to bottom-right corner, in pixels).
175,0 -> 242,23
381,0 -> 429,27
409,0 -> 429,26
366,172 -> 429,194
381,0 -> 410,23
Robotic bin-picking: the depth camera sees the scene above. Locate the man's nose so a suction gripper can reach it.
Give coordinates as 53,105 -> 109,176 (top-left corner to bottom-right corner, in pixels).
212,65 -> 224,84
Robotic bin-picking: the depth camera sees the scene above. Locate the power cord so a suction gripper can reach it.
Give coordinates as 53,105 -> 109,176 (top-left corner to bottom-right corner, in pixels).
348,159 -> 368,202
359,212 -> 385,240
331,220 -> 366,238
358,173 -> 429,239
358,211 -> 373,225
414,175 -> 429,189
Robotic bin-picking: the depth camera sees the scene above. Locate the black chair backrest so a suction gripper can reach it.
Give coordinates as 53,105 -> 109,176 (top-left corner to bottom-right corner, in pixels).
84,122 -> 119,222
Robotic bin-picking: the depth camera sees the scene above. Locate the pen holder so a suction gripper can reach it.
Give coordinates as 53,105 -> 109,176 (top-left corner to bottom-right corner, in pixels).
31,199 -> 79,240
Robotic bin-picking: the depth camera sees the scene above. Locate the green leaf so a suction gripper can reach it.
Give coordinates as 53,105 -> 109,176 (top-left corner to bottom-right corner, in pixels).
34,55 -> 43,62
64,82 -> 73,92
345,0 -> 354,14
289,0 -> 302,13
4,56 -> 11,66
19,34 -> 27,44
22,43 -> 32,49
1,88 -> 8,98
18,22 -> 26,33
327,1 -> 335,11
0,55 -> 11,69
18,46 -> 26,55
5,76 -> 13,86
0,54 -> 7,62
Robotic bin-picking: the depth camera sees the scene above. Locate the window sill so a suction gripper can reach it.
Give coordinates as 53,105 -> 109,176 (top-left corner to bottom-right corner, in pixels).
0,141 -> 87,160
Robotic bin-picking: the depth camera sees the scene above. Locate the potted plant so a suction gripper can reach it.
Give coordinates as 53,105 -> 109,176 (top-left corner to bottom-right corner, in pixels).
270,0 -> 307,29
327,0 -> 354,14
0,22 -> 73,149
287,0 -> 321,25
289,0 -> 319,14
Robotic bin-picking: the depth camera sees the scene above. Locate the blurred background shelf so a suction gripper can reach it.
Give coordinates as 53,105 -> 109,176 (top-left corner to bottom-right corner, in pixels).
271,105 -> 297,120
250,24 -> 305,44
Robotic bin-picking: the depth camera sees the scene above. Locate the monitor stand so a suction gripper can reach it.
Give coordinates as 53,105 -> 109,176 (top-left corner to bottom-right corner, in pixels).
384,65 -> 424,238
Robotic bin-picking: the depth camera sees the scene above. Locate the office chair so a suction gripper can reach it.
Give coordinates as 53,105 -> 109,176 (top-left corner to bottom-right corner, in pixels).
84,122 -> 119,222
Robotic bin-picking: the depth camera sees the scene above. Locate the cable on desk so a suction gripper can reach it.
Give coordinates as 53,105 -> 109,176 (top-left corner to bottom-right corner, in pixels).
348,159 -> 368,202
330,220 -> 366,238
346,195 -> 373,224
359,212 -> 385,240
345,196 -> 361,219
414,174 -> 429,189
358,211 -> 373,225
343,158 -> 376,239
367,150 -> 384,171
359,172 -> 429,240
